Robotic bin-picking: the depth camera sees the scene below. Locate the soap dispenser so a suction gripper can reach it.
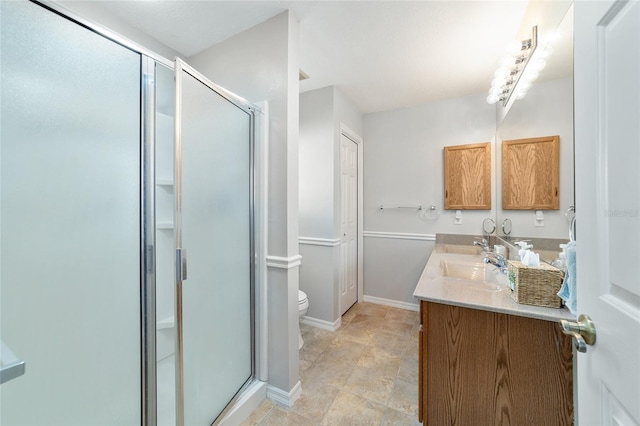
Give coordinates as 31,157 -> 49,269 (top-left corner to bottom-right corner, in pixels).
551,244 -> 568,272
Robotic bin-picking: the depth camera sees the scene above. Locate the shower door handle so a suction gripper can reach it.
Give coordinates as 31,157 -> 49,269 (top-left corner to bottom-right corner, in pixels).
176,248 -> 187,281
1,341 -> 26,385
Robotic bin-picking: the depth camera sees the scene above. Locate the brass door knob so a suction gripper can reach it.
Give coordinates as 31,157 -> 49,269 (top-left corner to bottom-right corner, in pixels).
560,314 -> 596,353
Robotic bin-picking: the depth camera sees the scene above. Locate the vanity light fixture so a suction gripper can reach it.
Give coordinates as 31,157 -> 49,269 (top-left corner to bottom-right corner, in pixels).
487,26 -> 540,106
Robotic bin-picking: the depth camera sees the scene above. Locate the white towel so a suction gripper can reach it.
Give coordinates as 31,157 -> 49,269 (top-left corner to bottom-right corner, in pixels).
557,241 -> 577,314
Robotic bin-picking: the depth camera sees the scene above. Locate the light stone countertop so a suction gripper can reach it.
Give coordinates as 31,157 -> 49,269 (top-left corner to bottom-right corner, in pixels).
413,243 -> 576,322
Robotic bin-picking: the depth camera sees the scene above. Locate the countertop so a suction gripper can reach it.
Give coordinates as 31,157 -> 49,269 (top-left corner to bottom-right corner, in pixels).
413,243 -> 576,322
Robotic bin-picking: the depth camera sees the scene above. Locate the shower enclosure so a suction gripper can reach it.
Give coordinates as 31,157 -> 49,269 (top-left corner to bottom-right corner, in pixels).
0,1 -> 258,424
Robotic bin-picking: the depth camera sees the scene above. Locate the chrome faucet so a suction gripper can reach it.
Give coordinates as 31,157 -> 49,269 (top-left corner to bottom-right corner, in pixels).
473,238 -> 490,252
484,252 -> 508,274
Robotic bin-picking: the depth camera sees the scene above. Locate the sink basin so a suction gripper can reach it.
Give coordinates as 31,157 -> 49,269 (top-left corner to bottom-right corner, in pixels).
441,244 -> 483,255
439,260 -> 507,291
440,260 -> 488,281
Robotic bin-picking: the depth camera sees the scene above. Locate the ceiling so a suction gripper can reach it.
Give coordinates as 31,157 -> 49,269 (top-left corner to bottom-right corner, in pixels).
85,1 -> 531,114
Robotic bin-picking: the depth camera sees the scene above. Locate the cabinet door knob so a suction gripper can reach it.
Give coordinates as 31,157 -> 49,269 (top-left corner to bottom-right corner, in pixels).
559,314 -> 596,353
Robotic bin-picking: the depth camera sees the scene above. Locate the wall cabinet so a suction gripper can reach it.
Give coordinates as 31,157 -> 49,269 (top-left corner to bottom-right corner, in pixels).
419,301 -> 573,425
443,142 -> 491,210
502,135 -> 560,210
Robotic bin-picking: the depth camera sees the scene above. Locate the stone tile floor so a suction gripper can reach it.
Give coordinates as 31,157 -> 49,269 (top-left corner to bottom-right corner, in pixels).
241,302 -> 421,425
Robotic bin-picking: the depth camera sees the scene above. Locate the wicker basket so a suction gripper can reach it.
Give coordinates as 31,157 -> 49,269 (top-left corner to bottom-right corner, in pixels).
507,260 -> 564,308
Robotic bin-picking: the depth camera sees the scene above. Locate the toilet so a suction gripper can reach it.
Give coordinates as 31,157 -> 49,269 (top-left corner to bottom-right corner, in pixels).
298,290 -> 309,349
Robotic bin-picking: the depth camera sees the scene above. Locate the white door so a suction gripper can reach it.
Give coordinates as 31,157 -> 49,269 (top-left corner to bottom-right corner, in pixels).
574,1 -> 640,424
340,134 -> 358,315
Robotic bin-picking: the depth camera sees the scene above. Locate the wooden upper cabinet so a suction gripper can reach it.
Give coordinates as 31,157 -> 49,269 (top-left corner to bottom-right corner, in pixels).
443,142 -> 491,210
502,135 -> 560,210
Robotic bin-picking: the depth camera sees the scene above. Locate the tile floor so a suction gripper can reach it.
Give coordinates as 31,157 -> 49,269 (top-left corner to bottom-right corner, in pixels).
241,302 -> 421,425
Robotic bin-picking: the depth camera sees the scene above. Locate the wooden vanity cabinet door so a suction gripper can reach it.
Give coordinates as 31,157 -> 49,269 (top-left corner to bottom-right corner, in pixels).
420,301 -> 573,425
443,142 -> 491,210
502,135 -> 560,210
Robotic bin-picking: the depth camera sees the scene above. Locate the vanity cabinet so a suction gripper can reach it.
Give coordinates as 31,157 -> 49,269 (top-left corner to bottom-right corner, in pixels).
443,142 -> 491,210
418,301 -> 573,425
502,135 -> 560,210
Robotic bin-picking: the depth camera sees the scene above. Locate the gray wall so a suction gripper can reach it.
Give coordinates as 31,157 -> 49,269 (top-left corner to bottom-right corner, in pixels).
363,92 -> 496,307
299,87 -> 336,326
299,87 -> 334,238
299,86 -> 362,326
363,238 -> 434,304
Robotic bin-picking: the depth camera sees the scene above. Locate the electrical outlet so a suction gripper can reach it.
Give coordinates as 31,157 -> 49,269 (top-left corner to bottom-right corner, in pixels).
454,210 -> 462,225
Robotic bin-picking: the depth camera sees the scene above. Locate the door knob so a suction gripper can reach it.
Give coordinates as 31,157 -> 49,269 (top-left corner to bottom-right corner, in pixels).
559,314 -> 596,353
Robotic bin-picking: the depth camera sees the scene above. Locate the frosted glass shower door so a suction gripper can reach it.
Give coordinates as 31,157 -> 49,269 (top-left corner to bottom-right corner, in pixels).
1,1 -> 142,425
175,60 -> 254,425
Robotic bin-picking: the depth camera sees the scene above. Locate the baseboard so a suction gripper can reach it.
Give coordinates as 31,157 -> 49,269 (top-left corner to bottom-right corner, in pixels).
218,380 -> 267,425
363,295 -> 419,312
266,380 -> 302,408
301,315 -> 341,332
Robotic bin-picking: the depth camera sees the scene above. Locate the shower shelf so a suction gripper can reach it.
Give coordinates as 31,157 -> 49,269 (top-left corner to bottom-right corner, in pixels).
156,178 -> 174,186
156,316 -> 175,330
156,222 -> 173,229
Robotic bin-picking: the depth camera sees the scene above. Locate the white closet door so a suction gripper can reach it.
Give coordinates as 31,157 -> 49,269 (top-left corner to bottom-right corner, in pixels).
340,134 -> 358,315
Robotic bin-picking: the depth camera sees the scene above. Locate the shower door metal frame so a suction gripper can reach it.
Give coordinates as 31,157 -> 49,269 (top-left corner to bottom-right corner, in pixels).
173,57 -> 258,426
141,56 -> 158,426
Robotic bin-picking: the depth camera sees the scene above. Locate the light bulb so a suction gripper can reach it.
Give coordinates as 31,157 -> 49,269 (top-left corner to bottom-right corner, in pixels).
529,59 -> 546,73
506,40 -> 522,55
500,56 -> 514,68
518,81 -> 532,92
491,77 -> 505,88
494,67 -> 509,80
487,94 -> 499,104
489,87 -> 503,97
525,71 -> 539,82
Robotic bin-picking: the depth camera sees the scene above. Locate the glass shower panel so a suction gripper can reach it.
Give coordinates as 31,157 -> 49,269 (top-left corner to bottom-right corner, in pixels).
0,2 -> 142,424
178,67 -> 253,424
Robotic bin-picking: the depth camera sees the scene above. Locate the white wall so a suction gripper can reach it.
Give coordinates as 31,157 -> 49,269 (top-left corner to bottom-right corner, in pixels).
496,77 -> 574,239
363,93 -> 496,306
299,87 -> 334,238
299,86 -> 362,325
334,88 -> 364,137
